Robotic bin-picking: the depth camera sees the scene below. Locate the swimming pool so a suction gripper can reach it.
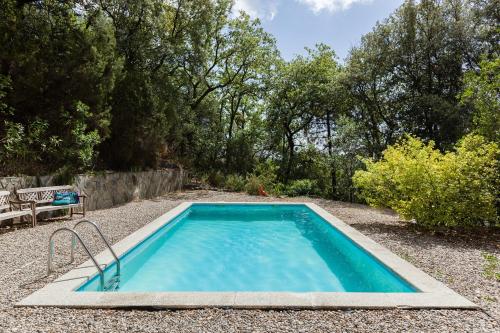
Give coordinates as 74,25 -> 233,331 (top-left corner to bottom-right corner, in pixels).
78,204 -> 415,293
18,202 -> 476,309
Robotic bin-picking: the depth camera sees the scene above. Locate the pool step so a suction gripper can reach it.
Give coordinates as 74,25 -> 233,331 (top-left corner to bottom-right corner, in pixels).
104,275 -> 120,291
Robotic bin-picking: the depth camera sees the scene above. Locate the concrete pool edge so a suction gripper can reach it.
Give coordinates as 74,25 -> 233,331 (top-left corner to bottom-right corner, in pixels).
17,202 -> 478,309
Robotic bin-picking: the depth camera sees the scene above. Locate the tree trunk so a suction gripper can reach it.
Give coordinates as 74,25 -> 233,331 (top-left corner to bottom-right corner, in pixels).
325,111 -> 337,199
285,133 -> 294,184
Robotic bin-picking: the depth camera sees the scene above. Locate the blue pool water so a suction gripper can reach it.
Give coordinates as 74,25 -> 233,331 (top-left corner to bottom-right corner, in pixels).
78,204 -> 416,292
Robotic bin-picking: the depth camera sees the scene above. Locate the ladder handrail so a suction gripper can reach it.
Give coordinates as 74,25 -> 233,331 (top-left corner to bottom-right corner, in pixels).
72,220 -> 120,277
48,228 -> 105,291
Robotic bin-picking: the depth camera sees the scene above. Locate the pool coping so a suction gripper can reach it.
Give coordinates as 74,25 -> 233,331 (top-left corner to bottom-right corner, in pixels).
17,202 -> 477,309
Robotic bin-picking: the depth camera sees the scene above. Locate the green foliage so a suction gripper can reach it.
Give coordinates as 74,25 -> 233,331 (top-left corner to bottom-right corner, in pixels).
206,170 -> 226,188
52,165 -> 76,186
0,0 -> 120,175
482,252 -> 500,281
244,161 -> 278,195
271,182 -> 287,196
224,174 -> 246,192
0,74 -> 11,115
225,132 -> 258,175
353,134 -> 500,228
0,0 -> 498,235
461,58 -> 500,143
267,45 -> 339,183
253,161 -> 279,189
68,102 -> 102,170
102,70 -> 170,170
0,101 -> 102,175
1,119 -> 59,174
0,0 -> 278,175
284,179 -> 318,197
343,0 -> 492,153
294,147 -> 330,189
244,175 -> 262,196
328,116 -> 366,201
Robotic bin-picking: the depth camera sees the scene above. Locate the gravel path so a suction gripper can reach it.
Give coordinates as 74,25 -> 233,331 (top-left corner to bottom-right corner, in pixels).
0,190 -> 498,332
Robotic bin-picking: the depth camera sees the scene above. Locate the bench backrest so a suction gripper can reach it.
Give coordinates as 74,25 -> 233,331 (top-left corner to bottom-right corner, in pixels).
17,186 -> 74,204
0,191 -> 10,211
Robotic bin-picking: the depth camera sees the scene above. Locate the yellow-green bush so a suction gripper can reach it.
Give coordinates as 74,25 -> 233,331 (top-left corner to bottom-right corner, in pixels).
353,134 -> 499,228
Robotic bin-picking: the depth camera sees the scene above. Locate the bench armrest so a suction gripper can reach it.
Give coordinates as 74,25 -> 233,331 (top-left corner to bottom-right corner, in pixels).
78,193 -> 87,217
10,199 -> 36,211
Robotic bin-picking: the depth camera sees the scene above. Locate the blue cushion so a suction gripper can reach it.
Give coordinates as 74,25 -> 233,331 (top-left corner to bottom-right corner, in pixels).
52,191 -> 79,206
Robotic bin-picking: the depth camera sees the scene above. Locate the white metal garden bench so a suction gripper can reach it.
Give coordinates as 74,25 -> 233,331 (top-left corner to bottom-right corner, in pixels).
0,190 -> 35,226
16,186 -> 86,226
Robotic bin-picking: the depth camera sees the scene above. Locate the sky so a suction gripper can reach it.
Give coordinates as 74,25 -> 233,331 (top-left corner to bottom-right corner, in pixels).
233,0 -> 404,62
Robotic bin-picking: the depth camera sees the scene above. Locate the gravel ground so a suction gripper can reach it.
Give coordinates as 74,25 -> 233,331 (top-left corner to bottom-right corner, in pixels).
0,190 -> 498,332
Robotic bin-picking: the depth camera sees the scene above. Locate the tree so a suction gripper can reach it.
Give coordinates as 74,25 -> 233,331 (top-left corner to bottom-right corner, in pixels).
267,45 -> 338,183
0,0 -> 498,218
95,0 -> 178,169
343,0 -> 483,151
468,0 -> 500,62
171,4 -> 278,171
0,0 -> 121,175
461,57 -> 500,142
343,22 -> 400,157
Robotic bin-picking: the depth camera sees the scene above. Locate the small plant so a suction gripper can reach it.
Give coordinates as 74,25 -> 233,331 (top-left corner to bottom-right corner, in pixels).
224,174 -> 246,192
482,252 -> 500,281
481,295 -> 497,303
397,251 -> 415,264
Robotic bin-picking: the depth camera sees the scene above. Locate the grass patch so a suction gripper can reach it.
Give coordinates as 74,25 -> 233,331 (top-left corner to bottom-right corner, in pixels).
398,251 -> 415,263
481,295 -> 497,303
482,252 -> 500,281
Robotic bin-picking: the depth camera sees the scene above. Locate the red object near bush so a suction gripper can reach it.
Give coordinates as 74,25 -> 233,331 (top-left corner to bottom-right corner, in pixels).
258,185 -> 268,197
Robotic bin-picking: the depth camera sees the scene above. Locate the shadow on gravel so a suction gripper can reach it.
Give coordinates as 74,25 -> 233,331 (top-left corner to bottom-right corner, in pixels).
352,222 -> 499,253
19,274 -> 52,291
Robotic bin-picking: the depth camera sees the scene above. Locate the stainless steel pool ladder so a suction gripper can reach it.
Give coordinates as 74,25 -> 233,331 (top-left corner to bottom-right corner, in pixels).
71,220 -> 120,277
47,220 -> 121,291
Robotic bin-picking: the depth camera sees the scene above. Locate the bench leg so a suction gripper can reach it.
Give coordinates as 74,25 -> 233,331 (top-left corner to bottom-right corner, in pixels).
31,204 -> 37,228
70,207 -> 73,218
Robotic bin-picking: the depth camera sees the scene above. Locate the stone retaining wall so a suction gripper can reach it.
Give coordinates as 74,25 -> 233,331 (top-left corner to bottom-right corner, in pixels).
0,169 -> 185,211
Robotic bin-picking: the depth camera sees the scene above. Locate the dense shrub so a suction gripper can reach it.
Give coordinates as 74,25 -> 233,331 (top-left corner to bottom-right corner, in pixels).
292,146 -> 332,197
285,179 -> 318,197
206,170 -> 226,188
353,134 -> 499,228
224,174 -> 246,192
1,103 -> 102,175
272,182 -> 287,196
245,161 -> 279,195
244,175 -> 261,195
